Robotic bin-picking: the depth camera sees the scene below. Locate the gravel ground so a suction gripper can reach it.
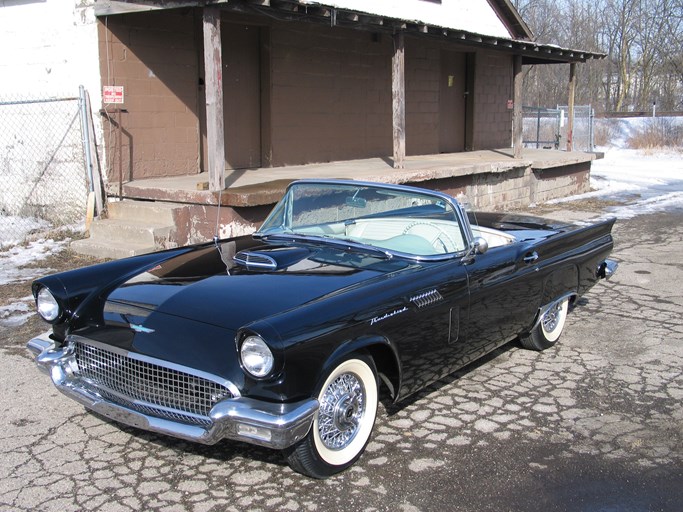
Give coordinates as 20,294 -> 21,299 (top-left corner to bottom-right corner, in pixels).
1,202 -> 681,512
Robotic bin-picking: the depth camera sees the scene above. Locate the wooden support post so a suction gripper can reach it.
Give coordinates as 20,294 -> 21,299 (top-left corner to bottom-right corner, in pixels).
203,8 -> 226,192
392,32 -> 406,169
513,55 -> 523,159
567,62 -> 576,152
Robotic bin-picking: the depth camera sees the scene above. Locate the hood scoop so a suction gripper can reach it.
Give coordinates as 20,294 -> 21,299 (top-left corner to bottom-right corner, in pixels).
234,246 -> 311,271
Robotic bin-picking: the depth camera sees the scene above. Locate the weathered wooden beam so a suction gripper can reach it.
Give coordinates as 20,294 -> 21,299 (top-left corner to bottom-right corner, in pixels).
567,62 -> 577,152
513,55 -> 524,159
392,32 -> 406,169
203,8 -> 225,192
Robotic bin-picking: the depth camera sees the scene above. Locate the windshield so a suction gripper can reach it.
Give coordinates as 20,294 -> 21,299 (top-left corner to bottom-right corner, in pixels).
258,181 -> 469,259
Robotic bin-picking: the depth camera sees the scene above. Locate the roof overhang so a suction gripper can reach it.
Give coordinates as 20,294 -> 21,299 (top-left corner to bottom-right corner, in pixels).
93,0 -> 606,64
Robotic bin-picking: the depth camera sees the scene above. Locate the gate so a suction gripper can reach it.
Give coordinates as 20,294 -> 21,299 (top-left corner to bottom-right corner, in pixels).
0,92 -> 91,247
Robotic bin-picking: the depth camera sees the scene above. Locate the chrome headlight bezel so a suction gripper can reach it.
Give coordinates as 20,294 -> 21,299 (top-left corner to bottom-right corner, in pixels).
239,335 -> 275,379
36,286 -> 61,323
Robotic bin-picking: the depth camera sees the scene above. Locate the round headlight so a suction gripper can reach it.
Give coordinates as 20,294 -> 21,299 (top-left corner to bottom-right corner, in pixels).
36,287 -> 60,323
240,335 -> 274,378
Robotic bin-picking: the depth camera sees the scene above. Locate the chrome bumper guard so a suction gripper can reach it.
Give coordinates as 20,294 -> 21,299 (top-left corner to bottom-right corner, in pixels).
597,259 -> 618,280
26,333 -> 318,450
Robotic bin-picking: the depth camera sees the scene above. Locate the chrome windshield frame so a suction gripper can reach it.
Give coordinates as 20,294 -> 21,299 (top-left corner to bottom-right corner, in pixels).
255,179 -> 474,262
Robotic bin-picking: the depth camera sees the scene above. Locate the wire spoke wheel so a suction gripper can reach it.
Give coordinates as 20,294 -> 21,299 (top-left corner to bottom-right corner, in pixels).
521,297 -> 570,351
317,372 -> 365,450
285,355 -> 378,478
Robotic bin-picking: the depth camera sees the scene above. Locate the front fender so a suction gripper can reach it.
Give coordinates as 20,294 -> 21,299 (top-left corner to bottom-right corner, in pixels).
33,246 -> 196,340
320,335 -> 402,401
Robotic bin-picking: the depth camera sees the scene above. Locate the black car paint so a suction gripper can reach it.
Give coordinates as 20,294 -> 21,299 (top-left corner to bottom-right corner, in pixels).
33,211 -> 615,408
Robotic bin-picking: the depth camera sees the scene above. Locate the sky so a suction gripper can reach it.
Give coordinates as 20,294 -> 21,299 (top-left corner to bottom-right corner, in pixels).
1,117 -> 682,329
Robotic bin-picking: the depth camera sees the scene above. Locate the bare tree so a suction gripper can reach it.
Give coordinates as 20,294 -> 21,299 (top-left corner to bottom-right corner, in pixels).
516,0 -> 683,112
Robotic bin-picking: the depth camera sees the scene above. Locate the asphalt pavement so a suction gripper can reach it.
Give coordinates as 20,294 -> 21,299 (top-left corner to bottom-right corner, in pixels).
1,206 -> 681,512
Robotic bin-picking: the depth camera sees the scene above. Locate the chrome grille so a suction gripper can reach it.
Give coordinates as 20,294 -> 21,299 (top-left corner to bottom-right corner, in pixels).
73,340 -> 232,424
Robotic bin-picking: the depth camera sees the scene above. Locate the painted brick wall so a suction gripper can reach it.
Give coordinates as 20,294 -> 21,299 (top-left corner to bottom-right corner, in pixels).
0,1 -> 100,100
405,38 -> 440,155
472,51 -> 513,150
98,11 -> 201,181
269,23 -> 393,165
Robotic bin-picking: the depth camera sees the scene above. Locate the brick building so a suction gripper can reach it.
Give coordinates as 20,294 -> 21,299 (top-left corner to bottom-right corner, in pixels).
80,0 -> 603,255
96,1 -> 600,176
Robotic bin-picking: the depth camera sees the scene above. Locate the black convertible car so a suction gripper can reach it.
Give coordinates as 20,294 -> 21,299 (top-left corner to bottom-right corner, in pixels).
28,180 -> 617,478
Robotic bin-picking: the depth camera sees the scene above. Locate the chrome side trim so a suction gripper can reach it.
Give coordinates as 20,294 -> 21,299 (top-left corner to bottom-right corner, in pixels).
234,251 -> 278,271
410,289 -> 444,308
26,336 -> 318,450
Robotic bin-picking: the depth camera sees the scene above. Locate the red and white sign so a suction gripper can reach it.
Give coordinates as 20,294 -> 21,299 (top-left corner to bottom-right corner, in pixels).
103,85 -> 124,104
506,99 -> 514,110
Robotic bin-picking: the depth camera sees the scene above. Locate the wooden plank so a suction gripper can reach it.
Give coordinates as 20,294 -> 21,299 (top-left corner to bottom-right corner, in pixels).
567,62 -> 576,152
513,55 -> 523,158
392,32 -> 405,169
83,90 -> 105,216
203,8 -> 226,191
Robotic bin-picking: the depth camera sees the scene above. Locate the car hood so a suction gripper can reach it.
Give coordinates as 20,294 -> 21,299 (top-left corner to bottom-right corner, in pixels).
104,242 -> 416,332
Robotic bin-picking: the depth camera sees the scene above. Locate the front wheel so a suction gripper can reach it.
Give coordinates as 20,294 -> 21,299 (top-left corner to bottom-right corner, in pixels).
285,355 -> 378,478
520,298 -> 570,351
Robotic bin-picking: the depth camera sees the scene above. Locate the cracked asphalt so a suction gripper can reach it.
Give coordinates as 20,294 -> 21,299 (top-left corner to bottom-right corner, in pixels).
1,207 -> 681,512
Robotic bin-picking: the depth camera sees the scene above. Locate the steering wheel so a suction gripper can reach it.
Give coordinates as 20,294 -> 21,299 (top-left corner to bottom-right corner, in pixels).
402,221 -> 458,253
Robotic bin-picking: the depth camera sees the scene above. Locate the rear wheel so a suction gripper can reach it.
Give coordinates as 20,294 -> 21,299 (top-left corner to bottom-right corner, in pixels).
285,355 -> 378,478
520,298 -> 569,351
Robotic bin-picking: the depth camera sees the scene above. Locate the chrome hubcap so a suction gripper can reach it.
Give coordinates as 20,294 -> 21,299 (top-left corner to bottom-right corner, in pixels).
543,302 -> 562,333
318,373 -> 365,450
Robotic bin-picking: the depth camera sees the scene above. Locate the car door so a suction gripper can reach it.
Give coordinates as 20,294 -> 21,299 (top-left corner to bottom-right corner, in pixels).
463,242 -> 543,358
379,261 -> 471,398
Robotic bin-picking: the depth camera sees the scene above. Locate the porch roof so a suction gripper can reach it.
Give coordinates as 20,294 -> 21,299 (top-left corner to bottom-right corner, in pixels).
116,148 -> 598,207
94,0 -> 605,64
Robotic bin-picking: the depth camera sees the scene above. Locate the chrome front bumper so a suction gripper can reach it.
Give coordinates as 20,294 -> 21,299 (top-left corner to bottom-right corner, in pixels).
27,333 -> 318,450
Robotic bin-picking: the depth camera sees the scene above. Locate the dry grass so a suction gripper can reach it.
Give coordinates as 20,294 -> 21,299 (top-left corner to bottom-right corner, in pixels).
627,118 -> 683,149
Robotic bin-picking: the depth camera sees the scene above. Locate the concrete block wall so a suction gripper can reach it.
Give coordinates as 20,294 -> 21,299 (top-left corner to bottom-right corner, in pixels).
270,23 -> 393,165
405,38 -> 440,155
530,163 -> 591,204
472,51 -> 513,150
98,10 -> 201,182
96,10 -> 521,179
421,163 -> 591,212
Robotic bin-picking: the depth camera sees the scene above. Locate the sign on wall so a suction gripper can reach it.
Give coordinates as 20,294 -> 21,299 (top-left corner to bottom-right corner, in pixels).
103,85 -> 124,104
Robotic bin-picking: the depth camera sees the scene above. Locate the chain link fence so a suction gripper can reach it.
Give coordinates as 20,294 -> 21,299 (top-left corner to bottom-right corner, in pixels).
0,93 -> 90,248
523,105 -> 595,152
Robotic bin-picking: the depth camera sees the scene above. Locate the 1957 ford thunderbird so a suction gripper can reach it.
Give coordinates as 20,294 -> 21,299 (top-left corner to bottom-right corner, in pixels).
28,180 -> 617,478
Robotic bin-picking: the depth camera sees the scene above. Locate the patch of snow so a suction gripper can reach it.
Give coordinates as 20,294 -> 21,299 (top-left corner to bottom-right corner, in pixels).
0,215 -> 52,248
548,119 -> 683,219
0,296 -> 34,328
0,238 -> 69,286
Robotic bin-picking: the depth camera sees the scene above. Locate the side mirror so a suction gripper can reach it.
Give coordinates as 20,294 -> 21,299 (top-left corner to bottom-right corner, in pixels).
473,236 -> 488,255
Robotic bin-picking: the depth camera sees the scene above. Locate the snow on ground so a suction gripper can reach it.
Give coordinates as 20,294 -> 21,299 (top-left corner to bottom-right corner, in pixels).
0,215 -> 51,249
0,238 -> 69,328
550,146 -> 683,219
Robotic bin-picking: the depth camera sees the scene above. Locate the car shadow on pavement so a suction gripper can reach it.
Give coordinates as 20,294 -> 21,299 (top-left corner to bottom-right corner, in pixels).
89,410 -> 291,469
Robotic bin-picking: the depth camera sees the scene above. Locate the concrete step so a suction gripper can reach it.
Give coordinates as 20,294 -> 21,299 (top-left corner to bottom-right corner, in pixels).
70,238 -> 157,260
89,218 -> 173,246
70,200 -> 181,259
107,200 -> 180,224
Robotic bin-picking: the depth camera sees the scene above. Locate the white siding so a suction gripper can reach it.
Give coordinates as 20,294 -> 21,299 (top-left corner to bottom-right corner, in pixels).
0,0 -> 100,103
301,0 -> 512,39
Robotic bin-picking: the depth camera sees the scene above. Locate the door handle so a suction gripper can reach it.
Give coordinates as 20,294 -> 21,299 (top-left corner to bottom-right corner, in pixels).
523,251 -> 539,264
